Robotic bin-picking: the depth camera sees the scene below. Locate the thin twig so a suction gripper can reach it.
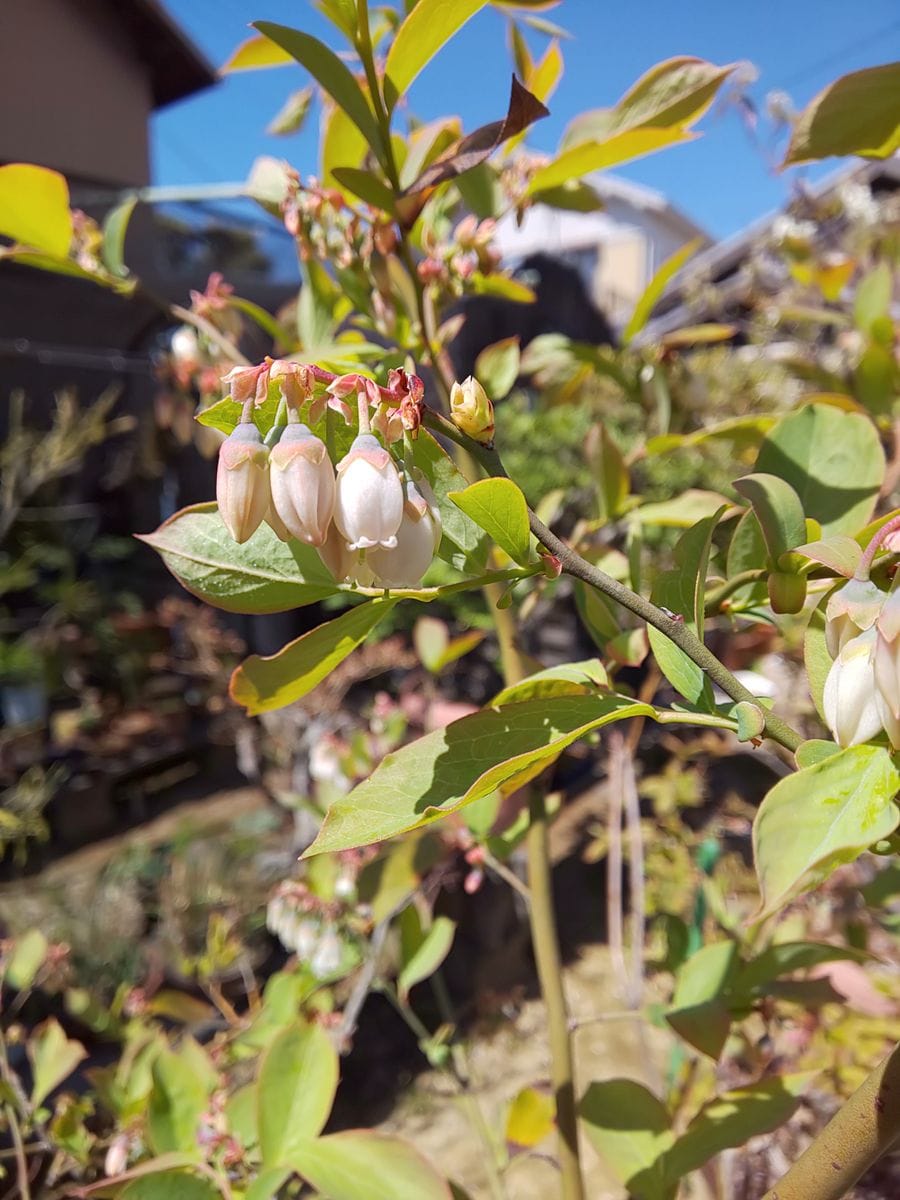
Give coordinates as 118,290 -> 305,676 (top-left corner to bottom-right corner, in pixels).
606,733 -> 627,1000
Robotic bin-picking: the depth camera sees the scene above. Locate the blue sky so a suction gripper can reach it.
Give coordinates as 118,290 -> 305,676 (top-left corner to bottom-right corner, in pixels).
155,0 -> 900,240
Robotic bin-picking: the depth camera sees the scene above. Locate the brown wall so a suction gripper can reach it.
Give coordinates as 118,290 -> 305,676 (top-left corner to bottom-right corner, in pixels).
1,0 -> 152,186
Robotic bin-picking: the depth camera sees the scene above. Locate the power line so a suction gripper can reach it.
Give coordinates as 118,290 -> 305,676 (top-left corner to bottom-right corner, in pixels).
777,17 -> 900,92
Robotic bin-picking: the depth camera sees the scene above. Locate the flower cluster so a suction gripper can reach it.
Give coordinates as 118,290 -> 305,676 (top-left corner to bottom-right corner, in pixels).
214,362 -> 441,589
823,578 -> 900,748
266,879 -> 359,980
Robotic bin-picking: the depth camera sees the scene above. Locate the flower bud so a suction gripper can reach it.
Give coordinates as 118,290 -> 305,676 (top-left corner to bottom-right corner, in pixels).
825,577 -> 885,658
823,628 -> 884,747
170,326 -> 200,371
316,522 -> 375,586
216,424 -> 270,543
450,376 -> 495,444
767,571 -> 807,614
369,476 -> 442,588
265,504 -> 292,543
310,926 -> 342,979
334,434 -> 403,551
269,423 -> 335,546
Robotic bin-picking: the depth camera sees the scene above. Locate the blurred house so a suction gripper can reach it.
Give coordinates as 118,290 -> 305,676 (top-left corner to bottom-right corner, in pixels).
0,0 -> 297,405
493,173 -> 711,331
641,156 -> 900,342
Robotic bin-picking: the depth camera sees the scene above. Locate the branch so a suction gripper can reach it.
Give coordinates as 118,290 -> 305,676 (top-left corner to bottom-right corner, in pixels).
423,408 -> 804,754
762,1042 -> 900,1200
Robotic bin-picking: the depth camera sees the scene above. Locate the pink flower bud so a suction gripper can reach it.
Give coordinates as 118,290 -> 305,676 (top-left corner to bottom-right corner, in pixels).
334,434 -> 403,551
369,476 -> 442,587
269,424 -> 335,546
216,424 -> 270,543
450,376 -> 495,444
823,629 -> 884,747
265,504 -> 292,543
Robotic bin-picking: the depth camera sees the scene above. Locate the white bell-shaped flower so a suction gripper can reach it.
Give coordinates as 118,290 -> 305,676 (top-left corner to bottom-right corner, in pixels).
825,577 -> 885,657
333,434 -> 403,551
823,628 -> 885,747
369,476 -> 442,588
316,522 -> 375,586
310,926 -> 343,979
216,423 -> 270,544
269,423 -> 335,547
874,590 -> 900,739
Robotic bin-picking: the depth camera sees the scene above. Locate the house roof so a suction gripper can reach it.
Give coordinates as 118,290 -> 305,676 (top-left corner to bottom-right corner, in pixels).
493,172 -> 710,262
641,155 -> 900,340
103,0 -> 216,109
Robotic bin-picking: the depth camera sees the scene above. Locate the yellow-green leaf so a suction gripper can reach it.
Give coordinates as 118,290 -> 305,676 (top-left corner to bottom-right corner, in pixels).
528,127 -> 692,194
230,600 -> 396,715
258,1023 -> 339,1168
785,62 -> 900,164
220,33 -> 294,72
506,1087 -> 555,1149
292,1131 -> 451,1199
0,163 -> 73,257
622,238 -> 702,344
384,0 -> 487,110
449,478 -> 532,565
28,1018 -> 87,1107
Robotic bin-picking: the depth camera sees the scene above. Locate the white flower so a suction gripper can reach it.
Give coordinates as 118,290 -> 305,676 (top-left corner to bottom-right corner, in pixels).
269,423 -> 335,546
823,629 -> 885,747
369,476 -> 442,588
334,434 -> 403,551
170,326 -> 200,370
825,578 -> 885,657
216,424 -> 270,543
310,926 -> 342,979
316,521 -> 375,586
874,591 -> 900,745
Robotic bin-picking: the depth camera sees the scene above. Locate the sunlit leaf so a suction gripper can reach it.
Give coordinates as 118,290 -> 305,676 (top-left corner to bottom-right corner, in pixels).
121,1175 -> 221,1200
292,1131 -> 451,1199
733,473 -> 806,563
528,127 -> 693,194
0,163 -> 73,256
147,1048 -> 209,1155
6,929 -> 48,990
506,1087 -> 555,1149
784,62 -> 900,164
475,336 -> 521,401
410,430 -> 489,572
732,941 -> 870,998
221,33 -> 294,72
622,238 -> 702,344
304,695 -> 654,855
28,1018 -> 87,1107
101,194 -> 137,278
753,746 -> 900,919
579,1080 -> 674,1200
137,503 -> 339,614
449,477 -> 533,565
491,658 -> 608,706
384,0 -> 488,110
398,916 -> 456,1001
230,600 -> 397,715
666,941 -> 737,1059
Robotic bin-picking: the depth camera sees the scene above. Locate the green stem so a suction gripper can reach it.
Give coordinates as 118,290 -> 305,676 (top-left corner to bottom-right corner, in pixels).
703,569 -> 768,615
347,564 -> 540,602
423,409 -> 804,755
762,1042 -> 900,1200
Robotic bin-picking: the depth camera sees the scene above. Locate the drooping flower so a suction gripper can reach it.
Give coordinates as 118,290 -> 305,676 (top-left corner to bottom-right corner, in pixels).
874,590 -> 900,744
369,475 -> 442,587
824,577 -> 885,657
216,424 -> 270,543
316,522 -> 375,585
823,628 -> 885,748
450,376 -> 495,444
333,433 -> 404,551
310,925 -> 343,979
269,423 -> 335,546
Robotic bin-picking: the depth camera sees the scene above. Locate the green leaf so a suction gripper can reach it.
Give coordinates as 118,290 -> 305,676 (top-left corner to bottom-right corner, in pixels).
304,695 -> 654,855
632,489 -> 731,528
292,1130 -> 451,1199
733,701 -> 765,743
579,1080 -> 674,1200
449,478 -> 532,565
646,508 -> 724,709
622,238 -> 702,344
398,915 -> 456,1001
590,425 -> 630,523
795,739 -> 842,769
258,1023 -> 339,1168
803,588 -> 835,721
754,404 -> 884,536
414,618 -> 484,673
528,178 -> 606,213
268,86 -> 314,136
793,535 -> 861,578
854,263 -> 893,334
0,163 -> 73,257
121,1175 -> 221,1200
322,102 -> 369,187
384,0 -> 487,110
753,746 -> 900,919
732,941 -> 870,998
411,431 -> 489,572
475,336 -> 521,401
666,941 -> 738,1060
315,0 -> 359,40
147,1048 -> 209,1156
6,928 -> 48,990
733,473 -> 807,563
528,127 -> 692,194
331,167 -> 396,211
491,658 -> 608,706
252,22 -> 384,160
101,194 -> 137,278
230,600 -> 397,716
784,62 -> 900,164
28,1018 -> 87,1107
245,1169 -> 291,1200
663,1075 -> 813,1182
221,33 -> 294,71
137,503 -> 339,615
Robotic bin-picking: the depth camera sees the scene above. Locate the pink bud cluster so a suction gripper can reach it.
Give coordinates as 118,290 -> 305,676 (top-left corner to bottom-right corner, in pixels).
417,215 -> 500,293
823,579 -> 900,748
214,362 -> 439,589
